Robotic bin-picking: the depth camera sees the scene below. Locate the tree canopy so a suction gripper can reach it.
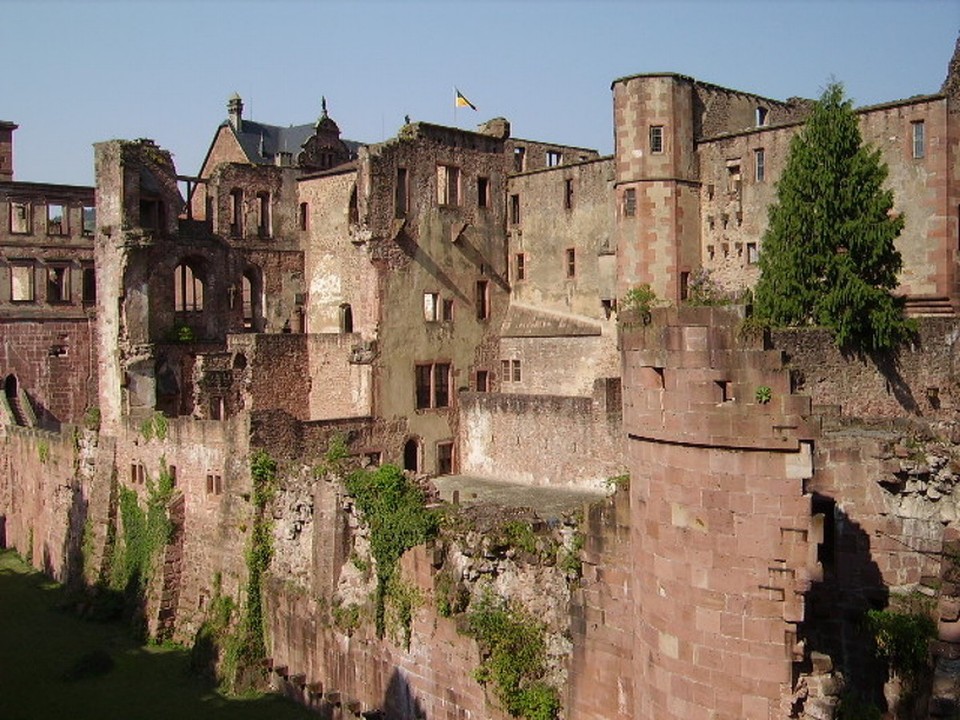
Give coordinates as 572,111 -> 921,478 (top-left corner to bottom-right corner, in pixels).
753,82 -> 912,351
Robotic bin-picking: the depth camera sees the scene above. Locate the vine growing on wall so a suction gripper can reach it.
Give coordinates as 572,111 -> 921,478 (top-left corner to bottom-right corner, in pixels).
223,450 -> 276,692
344,464 -> 439,638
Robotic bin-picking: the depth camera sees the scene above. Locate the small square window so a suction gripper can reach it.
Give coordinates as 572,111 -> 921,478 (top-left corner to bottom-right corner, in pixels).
650,126 -> 664,154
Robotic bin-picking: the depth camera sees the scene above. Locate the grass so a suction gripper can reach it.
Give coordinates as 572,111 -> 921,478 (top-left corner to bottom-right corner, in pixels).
0,549 -> 313,720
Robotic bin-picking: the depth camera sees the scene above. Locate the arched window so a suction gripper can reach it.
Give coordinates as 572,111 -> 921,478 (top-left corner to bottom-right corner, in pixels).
242,265 -> 264,332
339,303 -> 353,334
174,261 -> 204,312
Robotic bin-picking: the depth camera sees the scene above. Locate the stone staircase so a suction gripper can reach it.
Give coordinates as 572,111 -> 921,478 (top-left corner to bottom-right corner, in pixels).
905,295 -> 954,316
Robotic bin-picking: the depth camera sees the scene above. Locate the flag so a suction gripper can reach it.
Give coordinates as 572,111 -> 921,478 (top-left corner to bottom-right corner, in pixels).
455,89 -> 477,111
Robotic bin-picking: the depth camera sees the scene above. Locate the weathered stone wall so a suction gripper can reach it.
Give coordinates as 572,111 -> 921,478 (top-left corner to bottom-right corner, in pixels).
622,306 -> 821,719
498,334 -> 618,397
459,381 -> 623,490
771,317 -> 960,420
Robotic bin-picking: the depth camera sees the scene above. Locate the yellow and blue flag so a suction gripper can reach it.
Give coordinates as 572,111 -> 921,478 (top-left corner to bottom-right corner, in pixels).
455,89 -> 477,110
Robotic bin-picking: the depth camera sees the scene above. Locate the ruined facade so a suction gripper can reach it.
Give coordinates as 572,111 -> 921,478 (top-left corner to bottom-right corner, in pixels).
3,37 -> 960,720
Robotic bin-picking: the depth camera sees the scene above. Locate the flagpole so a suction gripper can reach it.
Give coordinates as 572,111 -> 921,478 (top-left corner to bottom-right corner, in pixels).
453,86 -> 457,127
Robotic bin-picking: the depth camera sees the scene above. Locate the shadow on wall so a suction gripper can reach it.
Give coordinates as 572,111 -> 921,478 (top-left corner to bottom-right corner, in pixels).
866,349 -> 920,416
383,668 -> 427,720
803,493 -> 890,712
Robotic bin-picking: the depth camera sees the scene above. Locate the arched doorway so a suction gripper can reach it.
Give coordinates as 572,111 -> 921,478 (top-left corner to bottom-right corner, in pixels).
403,438 -> 420,474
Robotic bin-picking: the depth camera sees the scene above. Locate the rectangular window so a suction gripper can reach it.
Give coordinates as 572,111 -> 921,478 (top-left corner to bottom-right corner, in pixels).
437,164 -> 460,206
82,266 -> 96,305
47,203 -> 67,236
415,362 -> 452,409
229,188 -> 243,237
46,265 -> 71,303
514,146 -> 525,173
564,178 -> 574,209
476,370 -> 489,392
475,280 -> 489,320
477,176 -> 489,208
624,188 -> 636,217
756,107 -> 768,126
501,359 -> 510,381
511,359 -> 521,383
754,148 -> 765,182
10,201 -> 30,234
442,298 -> 454,322
727,162 -> 741,195
650,126 -> 664,154
546,150 -> 562,167
515,252 -> 525,281
10,262 -> 34,302
565,248 -> 576,278
912,121 -> 925,159
510,194 -> 520,225
437,441 -> 454,475
82,205 -> 96,235
679,271 -> 690,301
747,242 -> 759,265
257,192 -> 271,238
395,167 -> 408,217
298,202 -> 308,231
423,292 -> 439,322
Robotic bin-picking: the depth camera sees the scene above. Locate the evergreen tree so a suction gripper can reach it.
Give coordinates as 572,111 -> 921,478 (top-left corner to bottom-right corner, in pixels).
754,83 -> 911,351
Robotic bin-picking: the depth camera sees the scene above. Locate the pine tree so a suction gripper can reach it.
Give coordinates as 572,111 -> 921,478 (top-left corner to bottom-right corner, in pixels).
754,83 -> 911,351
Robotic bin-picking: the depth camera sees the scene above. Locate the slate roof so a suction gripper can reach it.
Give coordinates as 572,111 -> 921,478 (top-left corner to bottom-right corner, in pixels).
227,120 -> 363,165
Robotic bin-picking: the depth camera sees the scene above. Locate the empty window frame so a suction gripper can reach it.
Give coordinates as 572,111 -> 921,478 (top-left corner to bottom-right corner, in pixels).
47,203 -> 67,236
565,248 -> 576,278
442,298 -> 454,322
515,252 -> 525,281
140,195 -> 164,230
46,264 -> 71,303
754,148 -> 765,182
747,242 -> 759,265
623,188 -> 636,217
396,167 -> 408,218
475,370 -> 489,392
229,188 -> 243,236
564,178 -> 574,209
10,262 -> 35,302
437,164 -> 460,206
650,126 -> 664,154
82,265 -> 96,305
546,150 -> 562,167
10,201 -> 30,234
756,106 -> 768,126
298,202 -> 308,231
256,192 -> 271,238
206,474 -> 223,495
82,205 -> 95,235
477,176 -> 489,208
912,120 -> 925,159
415,362 -> 451,409
340,303 -> 354,333
174,262 -> 203,312
726,161 -> 742,195
510,194 -> 520,225
423,291 -> 439,321
475,280 -> 489,320
437,441 -> 454,475
513,146 -> 526,173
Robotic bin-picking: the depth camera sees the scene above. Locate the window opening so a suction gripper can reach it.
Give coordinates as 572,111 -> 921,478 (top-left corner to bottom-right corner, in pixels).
511,359 -> 521,383
747,242 -> 759,265
564,178 -> 573,209
174,262 -> 204,312
475,280 -> 489,320
624,188 -> 636,217
437,441 -> 454,475
395,167 -> 408,218
513,146 -> 525,173
46,265 -> 70,303
566,248 -> 576,278
10,202 -> 30,234
403,438 -> 420,473
501,359 -> 510,381
727,162 -> 741,195
546,150 -> 562,167
756,106 -> 768,126
755,148 -> 765,182
82,206 -> 95,235
47,203 -> 67,235
510,194 -> 520,224
415,362 -> 451,409
477,176 -> 489,208
912,121 -> 925,159
437,165 -> 460,206
257,192 -> 271,238
476,370 -> 488,392
340,303 -> 353,333
140,195 -> 164,230
10,263 -> 34,302
650,126 -> 664,154
424,292 -> 439,322
516,253 -> 525,281
229,188 -> 243,236
82,266 -> 96,305
298,202 -> 308,231
442,298 -> 454,322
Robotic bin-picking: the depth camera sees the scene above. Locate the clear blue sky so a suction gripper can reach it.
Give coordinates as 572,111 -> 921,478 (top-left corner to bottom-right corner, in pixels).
2,0 -> 958,186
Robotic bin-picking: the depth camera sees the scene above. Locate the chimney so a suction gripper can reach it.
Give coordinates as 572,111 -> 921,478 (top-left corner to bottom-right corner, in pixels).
0,121 -> 17,181
227,93 -> 243,133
